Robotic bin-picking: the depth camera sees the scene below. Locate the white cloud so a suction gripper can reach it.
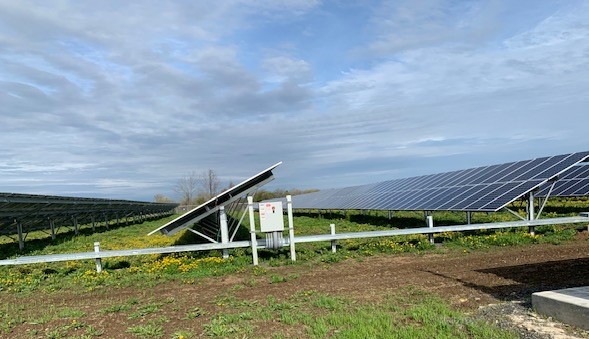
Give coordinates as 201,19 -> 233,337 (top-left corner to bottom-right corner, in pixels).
0,0 -> 587,199
262,56 -> 312,83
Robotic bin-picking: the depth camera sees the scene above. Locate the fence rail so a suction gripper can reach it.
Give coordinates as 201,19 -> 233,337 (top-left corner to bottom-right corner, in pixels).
1,215 -> 587,270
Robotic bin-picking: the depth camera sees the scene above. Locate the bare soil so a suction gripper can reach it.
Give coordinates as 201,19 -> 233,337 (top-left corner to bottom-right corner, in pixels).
2,236 -> 589,338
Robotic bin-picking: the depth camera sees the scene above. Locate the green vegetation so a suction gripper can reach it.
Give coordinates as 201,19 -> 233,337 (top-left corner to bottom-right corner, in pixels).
0,199 -> 587,295
126,322 -> 164,338
197,287 -> 517,338
0,198 -> 586,337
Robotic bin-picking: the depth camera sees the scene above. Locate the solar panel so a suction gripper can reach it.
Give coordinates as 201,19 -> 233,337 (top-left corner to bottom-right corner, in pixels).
288,151 -> 589,212
149,162 -> 281,236
0,193 -> 178,249
537,163 -> 589,197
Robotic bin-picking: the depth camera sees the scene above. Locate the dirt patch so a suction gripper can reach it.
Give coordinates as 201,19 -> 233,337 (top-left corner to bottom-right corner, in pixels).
2,239 -> 589,338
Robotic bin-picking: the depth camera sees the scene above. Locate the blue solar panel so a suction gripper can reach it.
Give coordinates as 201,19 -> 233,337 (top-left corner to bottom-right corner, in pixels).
288,151 -> 589,212
150,163 -> 281,236
537,163 -> 589,197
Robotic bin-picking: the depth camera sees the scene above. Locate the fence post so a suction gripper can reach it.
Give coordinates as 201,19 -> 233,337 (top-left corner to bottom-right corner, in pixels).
219,206 -> 229,259
427,216 -> 434,245
247,196 -> 259,266
287,195 -> 296,262
330,224 -> 337,253
94,242 -> 102,273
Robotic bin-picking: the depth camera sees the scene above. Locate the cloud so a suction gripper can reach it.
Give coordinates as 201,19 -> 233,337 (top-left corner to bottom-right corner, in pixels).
0,0 -> 587,199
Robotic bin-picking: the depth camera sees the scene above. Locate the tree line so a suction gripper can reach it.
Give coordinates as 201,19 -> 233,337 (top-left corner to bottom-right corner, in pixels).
154,169 -> 317,206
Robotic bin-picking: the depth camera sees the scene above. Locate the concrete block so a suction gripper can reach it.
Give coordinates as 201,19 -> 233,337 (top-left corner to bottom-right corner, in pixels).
532,286 -> 589,330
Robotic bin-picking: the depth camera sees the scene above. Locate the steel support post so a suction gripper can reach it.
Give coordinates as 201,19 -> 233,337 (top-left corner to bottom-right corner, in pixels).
466,211 -> 472,225
49,219 -> 56,240
427,216 -> 434,245
528,192 -> 535,235
219,206 -> 229,259
91,215 -> 96,232
17,220 -> 24,250
73,217 -> 79,235
247,196 -> 259,266
94,242 -> 102,273
287,195 -> 296,261
330,224 -> 337,253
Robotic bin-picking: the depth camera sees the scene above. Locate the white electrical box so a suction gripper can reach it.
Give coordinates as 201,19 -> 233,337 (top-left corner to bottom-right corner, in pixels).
259,202 -> 285,232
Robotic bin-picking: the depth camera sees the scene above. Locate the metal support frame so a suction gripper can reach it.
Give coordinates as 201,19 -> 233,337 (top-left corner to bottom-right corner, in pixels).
6,215 -> 589,270
287,195 -> 296,261
94,242 -> 102,273
219,206 -> 229,259
230,198 -> 248,242
503,207 -> 526,221
49,218 -> 56,240
330,224 -> 337,253
17,220 -> 24,250
427,216 -> 434,245
247,196 -> 259,266
536,181 -> 556,220
187,228 -> 218,243
528,191 -> 535,235
466,211 -> 472,225
528,191 -> 535,221
73,216 -> 79,235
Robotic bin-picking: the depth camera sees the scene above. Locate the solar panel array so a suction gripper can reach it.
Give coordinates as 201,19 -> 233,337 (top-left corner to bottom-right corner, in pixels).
150,162 -> 281,236
537,163 -> 589,197
288,151 -> 589,212
0,193 -> 178,236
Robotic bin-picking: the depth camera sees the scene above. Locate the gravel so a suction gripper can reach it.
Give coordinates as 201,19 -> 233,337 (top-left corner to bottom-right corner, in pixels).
475,300 -> 589,339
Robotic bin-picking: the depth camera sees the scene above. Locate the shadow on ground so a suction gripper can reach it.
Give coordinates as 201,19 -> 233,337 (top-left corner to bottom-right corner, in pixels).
426,257 -> 589,306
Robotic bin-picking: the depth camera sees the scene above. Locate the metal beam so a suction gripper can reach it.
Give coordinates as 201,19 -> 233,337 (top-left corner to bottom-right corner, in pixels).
537,182 -> 556,219
186,228 -> 218,244
293,216 -> 589,244
3,216 -> 588,267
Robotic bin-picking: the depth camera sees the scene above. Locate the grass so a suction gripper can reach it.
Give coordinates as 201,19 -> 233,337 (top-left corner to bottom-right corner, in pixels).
100,304 -> 131,314
198,286 -> 517,338
126,322 -> 164,338
128,302 -> 163,319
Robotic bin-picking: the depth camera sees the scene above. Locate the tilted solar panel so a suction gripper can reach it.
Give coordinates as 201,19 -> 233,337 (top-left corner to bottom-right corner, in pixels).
289,151 -> 589,212
149,162 -> 281,236
536,163 -> 589,197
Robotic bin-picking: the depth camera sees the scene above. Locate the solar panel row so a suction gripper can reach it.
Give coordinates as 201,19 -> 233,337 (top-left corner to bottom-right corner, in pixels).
0,192 -> 177,236
289,151 -> 589,212
537,163 -> 589,197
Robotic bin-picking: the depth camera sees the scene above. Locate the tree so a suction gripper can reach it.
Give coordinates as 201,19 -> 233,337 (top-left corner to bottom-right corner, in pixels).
197,169 -> 221,202
175,169 -> 222,205
174,171 -> 199,205
153,194 -> 174,203
252,188 -> 319,201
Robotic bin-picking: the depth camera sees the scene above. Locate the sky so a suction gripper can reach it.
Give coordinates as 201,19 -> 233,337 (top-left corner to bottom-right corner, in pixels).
1,0 -> 589,202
